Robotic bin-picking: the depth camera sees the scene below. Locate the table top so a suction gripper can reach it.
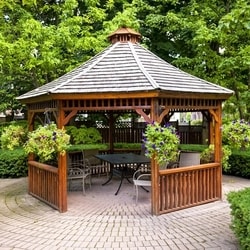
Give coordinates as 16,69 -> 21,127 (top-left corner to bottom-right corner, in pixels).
95,153 -> 150,165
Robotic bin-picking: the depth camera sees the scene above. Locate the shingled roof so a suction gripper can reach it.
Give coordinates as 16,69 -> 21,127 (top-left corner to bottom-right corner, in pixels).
17,27 -> 233,100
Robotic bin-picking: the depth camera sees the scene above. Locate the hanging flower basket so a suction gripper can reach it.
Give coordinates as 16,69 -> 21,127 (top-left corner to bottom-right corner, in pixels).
24,123 -> 70,164
142,122 -> 180,167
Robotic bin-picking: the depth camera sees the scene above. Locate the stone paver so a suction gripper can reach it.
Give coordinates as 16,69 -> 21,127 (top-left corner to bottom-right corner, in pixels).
0,175 -> 249,249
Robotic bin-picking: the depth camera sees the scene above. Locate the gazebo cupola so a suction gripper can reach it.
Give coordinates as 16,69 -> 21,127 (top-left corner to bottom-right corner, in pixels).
108,27 -> 141,44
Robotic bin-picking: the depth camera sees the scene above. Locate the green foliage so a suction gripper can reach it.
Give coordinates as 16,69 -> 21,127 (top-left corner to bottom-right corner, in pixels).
137,0 -> 250,120
0,0 -> 249,121
0,148 -> 28,178
142,122 -> 180,166
0,124 -> 27,150
67,143 -> 108,152
179,144 -> 208,152
0,120 -> 28,136
66,126 -> 102,144
200,144 -> 232,171
224,150 -> 250,178
227,188 -> 250,250
190,119 -> 202,125
222,120 -> 250,150
24,123 -> 70,162
114,143 -> 142,150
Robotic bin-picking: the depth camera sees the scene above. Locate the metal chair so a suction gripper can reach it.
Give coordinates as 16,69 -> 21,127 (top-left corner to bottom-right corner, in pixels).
133,166 -> 151,204
67,159 -> 92,195
166,151 -> 200,169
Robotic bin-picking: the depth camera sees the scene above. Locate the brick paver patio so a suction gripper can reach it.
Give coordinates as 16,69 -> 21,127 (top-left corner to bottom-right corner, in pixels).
0,175 -> 250,249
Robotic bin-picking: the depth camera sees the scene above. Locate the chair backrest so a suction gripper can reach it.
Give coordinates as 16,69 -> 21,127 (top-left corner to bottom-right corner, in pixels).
68,167 -> 83,177
178,151 -> 200,167
133,167 -> 151,181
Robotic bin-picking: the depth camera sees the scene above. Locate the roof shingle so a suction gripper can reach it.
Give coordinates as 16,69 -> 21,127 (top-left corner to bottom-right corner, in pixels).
17,41 -> 233,100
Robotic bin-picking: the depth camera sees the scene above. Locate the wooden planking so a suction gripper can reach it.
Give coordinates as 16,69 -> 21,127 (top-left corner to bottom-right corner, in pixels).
158,163 -> 221,214
28,161 -> 59,210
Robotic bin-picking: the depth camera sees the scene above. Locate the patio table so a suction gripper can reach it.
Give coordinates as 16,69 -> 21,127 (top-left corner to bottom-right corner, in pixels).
95,153 -> 150,195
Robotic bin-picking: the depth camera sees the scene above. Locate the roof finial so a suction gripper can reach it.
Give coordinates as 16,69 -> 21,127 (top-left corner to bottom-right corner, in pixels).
108,27 -> 141,44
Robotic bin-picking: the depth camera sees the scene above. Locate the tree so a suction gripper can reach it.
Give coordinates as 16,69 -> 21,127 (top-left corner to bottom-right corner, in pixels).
1,0 -> 249,121
134,0 -> 250,120
0,0 -> 136,117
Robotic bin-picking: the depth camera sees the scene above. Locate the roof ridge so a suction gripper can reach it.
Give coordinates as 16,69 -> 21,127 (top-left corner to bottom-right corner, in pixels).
128,42 -> 159,89
49,43 -> 117,92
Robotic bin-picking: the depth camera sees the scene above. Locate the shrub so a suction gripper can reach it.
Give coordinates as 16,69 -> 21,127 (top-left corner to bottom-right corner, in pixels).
179,144 -> 208,152
200,144 -> 232,171
222,120 -> 250,150
0,148 -> 28,177
67,143 -> 108,152
66,126 -> 102,144
223,150 -> 250,177
227,188 -> 250,249
0,124 -> 27,150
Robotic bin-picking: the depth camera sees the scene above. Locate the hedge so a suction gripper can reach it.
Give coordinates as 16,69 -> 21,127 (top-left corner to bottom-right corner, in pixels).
227,188 -> 250,250
0,148 -> 28,178
223,150 -> 250,178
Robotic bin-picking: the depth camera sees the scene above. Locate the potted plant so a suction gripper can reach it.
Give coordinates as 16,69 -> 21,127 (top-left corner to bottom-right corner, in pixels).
24,123 -> 70,165
142,122 -> 180,168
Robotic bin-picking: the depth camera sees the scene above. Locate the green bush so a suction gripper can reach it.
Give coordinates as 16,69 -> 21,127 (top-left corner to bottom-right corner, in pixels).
0,120 -> 28,138
114,143 -> 142,149
67,143 -> 108,152
66,126 -> 102,144
227,188 -> 250,250
179,144 -> 208,152
1,124 -> 27,150
222,120 -> 250,150
0,148 -> 28,178
223,150 -> 250,178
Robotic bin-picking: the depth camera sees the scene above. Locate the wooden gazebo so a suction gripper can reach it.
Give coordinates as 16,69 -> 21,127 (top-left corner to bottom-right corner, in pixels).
17,27 -> 233,215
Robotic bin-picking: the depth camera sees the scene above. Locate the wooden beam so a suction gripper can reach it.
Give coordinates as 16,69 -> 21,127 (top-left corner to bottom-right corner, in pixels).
157,108 -> 170,123
209,109 -> 219,123
62,110 -> 78,126
135,108 -> 152,123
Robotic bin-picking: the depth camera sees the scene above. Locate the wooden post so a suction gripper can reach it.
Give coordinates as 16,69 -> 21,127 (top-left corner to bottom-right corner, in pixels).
213,104 -> 222,199
57,101 -> 67,212
209,105 -> 222,200
109,112 -> 115,153
150,98 -> 160,215
27,110 -> 35,195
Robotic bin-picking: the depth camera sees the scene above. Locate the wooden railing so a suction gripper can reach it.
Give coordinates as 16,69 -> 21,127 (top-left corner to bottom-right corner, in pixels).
28,161 -> 59,210
158,163 -> 221,214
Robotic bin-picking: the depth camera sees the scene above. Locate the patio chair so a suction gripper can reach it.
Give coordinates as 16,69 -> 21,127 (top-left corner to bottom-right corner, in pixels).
166,151 -> 200,169
67,160 -> 92,195
81,150 -> 109,178
133,166 -> 151,204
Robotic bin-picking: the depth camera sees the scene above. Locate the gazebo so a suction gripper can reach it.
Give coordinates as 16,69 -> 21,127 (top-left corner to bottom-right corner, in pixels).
17,27 -> 233,215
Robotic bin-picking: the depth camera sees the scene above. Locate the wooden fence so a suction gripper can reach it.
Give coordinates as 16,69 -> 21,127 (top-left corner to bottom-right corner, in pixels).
28,161 -> 59,210
97,122 -> 204,144
158,163 -> 221,214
